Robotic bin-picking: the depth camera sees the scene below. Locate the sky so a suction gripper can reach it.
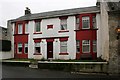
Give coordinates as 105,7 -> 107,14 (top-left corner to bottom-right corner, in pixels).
0,0 -> 97,28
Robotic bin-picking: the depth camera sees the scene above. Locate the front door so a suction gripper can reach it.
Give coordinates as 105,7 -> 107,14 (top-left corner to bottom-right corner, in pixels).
47,42 -> 53,59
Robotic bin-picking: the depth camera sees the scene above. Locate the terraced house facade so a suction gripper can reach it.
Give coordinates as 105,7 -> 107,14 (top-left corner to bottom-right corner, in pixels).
8,6 -> 101,60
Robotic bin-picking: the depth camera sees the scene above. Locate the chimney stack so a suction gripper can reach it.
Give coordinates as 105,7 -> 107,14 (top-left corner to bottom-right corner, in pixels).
25,7 -> 31,15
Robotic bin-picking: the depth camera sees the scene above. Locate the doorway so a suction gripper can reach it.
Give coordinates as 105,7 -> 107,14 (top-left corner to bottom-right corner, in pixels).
47,42 -> 53,59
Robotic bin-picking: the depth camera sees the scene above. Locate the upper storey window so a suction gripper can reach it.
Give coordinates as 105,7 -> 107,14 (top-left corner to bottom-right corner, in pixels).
92,16 -> 96,29
76,17 -> 80,30
18,24 -> 22,34
82,16 -> 90,29
60,19 -> 67,30
25,23 -> 28,33
35,21 -> 41,32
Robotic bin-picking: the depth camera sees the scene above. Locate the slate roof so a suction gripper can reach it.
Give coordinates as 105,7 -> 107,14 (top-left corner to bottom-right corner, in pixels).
11,6 -> 100,22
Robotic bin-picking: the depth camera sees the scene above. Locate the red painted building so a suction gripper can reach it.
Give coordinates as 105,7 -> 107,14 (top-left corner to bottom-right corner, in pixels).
9,6 -> 100,60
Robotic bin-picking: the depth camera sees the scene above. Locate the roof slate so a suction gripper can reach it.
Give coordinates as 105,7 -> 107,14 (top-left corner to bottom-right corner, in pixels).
11,6 -> 100,22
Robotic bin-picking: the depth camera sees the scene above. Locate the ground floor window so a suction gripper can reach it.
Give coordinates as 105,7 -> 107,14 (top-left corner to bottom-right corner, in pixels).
93,40 -> 97,52
82,40 -> 90,53
17,43 -> 22,54
76,40 -> 80,53
35,42 -> 41,54
24,43 -> 28,54
60,41 -> 67,53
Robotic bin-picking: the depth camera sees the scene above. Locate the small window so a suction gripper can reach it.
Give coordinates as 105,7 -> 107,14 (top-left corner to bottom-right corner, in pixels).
25,23 -> 28,33
35,42 -> 41,54
35,22 -> 41,32
60,19 -> 67,30
24,43 -> 28,54
18,24 -> 22,34
18,43 -> 22,54
92,16 -> 96,29
76,40 -> 80,53
82,16 -> 90,29
76,17 -> 80,30
93,40 -> 97,52
60,41 -> 67,53
47,25 -> 53,29
82,40 -> 90,53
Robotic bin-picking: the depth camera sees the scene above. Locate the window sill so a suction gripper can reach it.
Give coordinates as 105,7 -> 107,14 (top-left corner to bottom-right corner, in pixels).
58,30 -> 69,33
74,28 -> 98,31
33,32 -> 42,34
59,53 -> 68,55
13,34 -> 29,36
33,53 -> 42,55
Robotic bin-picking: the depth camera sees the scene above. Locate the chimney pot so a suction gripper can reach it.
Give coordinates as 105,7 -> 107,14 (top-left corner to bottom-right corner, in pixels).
25,7 -> 31,15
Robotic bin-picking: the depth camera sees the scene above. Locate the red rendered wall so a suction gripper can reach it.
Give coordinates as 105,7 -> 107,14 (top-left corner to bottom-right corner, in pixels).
14,21 -> 28,59
76,13 -> 97,60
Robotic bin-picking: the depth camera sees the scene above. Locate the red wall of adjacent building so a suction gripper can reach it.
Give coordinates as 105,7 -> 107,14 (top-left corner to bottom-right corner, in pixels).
14,21 -> 28,59
76,13 -> 97,60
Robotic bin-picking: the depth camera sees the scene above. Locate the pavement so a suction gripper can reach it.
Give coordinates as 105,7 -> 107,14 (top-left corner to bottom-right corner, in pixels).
1,63 -> 119,79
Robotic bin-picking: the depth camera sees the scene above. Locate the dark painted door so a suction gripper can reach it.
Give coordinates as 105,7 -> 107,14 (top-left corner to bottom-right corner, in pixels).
47,42 -> 53,59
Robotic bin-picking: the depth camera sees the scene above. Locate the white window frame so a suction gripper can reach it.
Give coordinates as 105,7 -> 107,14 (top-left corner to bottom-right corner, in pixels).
82,40 -> 90,53
24,43 -> 28,54
25,23 -> 28,33
17,43 -> 22,54
18,24 -> 22,34
76,40 -> 80,53
93,40 -> 97,52
34,42 -> 41,53
82,16 -> 90,29
35,21 -> 41,32
60,41 -> 67,53
60,19 -> 67,30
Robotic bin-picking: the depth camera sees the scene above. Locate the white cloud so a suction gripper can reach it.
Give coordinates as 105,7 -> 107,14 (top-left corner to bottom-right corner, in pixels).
0,0 -> 97,28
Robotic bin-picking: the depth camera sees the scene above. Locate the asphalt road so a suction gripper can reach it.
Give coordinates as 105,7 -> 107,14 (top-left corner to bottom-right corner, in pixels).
1,63 -> 119,80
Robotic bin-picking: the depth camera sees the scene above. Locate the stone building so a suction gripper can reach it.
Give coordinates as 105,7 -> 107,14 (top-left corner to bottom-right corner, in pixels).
0,26 -> 13,59
97,0 -> 120,74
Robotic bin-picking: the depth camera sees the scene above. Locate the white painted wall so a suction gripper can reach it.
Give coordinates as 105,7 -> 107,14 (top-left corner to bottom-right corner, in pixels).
28,21 -> 34,58
100,2 -> 109,61
0,21 -> 14,60
0,51 -> 13,59
96,13 -> 102,58
28,16 -> 76,60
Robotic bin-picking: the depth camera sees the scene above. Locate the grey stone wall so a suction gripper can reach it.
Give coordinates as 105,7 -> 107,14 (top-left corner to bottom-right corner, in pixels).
108,12 -> 120,74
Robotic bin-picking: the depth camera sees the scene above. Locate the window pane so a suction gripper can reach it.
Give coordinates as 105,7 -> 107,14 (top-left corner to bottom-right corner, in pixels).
83,45 -> 90,52
18,43 -> 22,54
35,43 -> 40,47
35,22 -> 41,32
35,42 -> 41,53
93,40 -> 97,52
82,40 -> 90,53
60,19 -> 67,30
35,47 -> 40,53
18,24 -> 22,34
25,23 -> 28,33
61,24 -> 67,30
76,24 -> 80,30
60,41 -> 67,53
76,17 -> 79,24
93,16 -> 96,29
24,43 -> 28,53
76,40 -> 80,53
82,17 -> 90,29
